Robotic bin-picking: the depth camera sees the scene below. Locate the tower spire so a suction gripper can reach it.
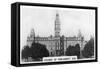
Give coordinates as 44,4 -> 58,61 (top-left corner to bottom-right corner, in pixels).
55,11 -> 60,37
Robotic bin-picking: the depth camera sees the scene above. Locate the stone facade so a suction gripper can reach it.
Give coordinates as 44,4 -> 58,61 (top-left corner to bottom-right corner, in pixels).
26,12 -> 85,56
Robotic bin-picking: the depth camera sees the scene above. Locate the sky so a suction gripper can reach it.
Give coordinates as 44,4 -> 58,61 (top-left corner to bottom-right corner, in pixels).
20,5 -> 95,49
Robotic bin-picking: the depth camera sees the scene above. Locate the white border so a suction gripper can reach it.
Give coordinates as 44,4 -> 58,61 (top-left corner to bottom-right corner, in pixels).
20,5 -> 96,64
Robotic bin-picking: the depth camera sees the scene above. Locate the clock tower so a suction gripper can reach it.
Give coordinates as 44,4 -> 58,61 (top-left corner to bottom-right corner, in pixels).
55,12 -> 60,37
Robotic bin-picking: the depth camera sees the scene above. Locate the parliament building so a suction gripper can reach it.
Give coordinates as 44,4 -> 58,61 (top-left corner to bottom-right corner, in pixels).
26,12 -> 85,56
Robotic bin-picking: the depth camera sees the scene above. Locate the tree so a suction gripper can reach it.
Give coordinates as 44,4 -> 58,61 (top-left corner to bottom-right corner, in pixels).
65,45 -> 75,56
74,44 -> 80,59
22,45 -> 31,59
82,37 -> 94,58
21,42 -> 49,61
30,42 -> 49,61
65,44 -> 80,59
